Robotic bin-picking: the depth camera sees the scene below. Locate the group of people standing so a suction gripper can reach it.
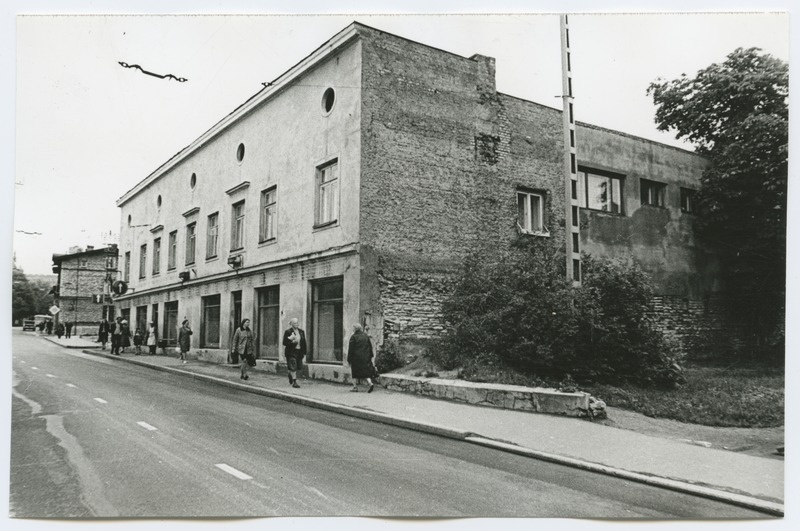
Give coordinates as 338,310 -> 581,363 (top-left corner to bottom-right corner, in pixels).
97,317 -> 159,356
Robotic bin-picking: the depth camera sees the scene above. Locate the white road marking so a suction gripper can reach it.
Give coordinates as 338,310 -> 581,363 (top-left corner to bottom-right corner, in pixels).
31,367 -> 39,370
66,383 -> 77,388
305,486 -> 330,501
20,360 -> 26,364
93,398 -> 108,404
269,447 -> 279,455
136,421 -> 158,431
46,374 -> 56,378
215,464 -> 252,480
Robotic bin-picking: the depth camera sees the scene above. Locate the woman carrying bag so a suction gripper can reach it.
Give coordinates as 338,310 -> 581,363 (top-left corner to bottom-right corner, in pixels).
231,319 -> 256,381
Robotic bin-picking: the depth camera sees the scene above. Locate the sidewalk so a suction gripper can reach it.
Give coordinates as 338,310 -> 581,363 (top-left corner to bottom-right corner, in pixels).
51,337 -> 782,515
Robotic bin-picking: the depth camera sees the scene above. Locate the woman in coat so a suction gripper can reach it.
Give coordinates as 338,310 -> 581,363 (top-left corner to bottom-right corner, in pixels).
347,324 -> 375,393
120,319 -> 131,352
178,319 -> 192,363
98,319 -> 109,350
231,318 -> 256,380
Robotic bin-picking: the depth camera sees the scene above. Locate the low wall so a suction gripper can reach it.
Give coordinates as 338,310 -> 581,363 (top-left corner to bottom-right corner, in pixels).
380,374 -> 605,418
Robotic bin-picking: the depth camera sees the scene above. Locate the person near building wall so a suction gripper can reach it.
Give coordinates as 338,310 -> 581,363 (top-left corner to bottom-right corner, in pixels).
98,318 -> 110,350
145,322 -> 158,355
178,319 -> 192,364
65,321 -> 73,339
282,318 -> 306,388
232,319 -> 256,381
347,324 -> 376,393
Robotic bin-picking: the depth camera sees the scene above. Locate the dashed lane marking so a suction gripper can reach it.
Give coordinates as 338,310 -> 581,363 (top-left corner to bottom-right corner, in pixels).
31,367 -> 39,370
66,384 -> 77,388
46,374 -> 56,378
93,398 -> 108,404
136,421 -> 158,431
215,464 -> 253,480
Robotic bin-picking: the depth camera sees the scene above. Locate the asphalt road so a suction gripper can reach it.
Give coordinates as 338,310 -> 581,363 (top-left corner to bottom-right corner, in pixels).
10,330 -> 767,518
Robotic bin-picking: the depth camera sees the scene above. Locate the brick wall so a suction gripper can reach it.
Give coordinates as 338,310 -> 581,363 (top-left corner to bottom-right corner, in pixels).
55,249 -> 117,332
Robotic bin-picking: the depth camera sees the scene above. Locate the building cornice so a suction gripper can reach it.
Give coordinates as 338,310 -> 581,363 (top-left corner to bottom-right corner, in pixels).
116,23 -> 361,208
112,242 -> 359,302
149,224 -> 164,233
225,181 -> 250,196
182,207 -> 200,218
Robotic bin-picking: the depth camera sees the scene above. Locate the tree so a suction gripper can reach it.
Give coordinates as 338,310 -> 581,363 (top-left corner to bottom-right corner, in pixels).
648,48 -> 788,357
12,262 -> 37,324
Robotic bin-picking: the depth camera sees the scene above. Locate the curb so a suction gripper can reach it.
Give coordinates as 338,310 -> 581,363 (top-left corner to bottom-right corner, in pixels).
81,348 -> 784,517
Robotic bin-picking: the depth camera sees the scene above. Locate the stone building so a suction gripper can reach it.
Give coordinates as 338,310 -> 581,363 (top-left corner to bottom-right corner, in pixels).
51,245 -> 118,336
114,22 -> 721,380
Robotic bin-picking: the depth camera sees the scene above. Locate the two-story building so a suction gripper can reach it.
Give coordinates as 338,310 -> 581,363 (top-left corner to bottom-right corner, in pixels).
114,22 -> 722,380
51,245 -> 118,336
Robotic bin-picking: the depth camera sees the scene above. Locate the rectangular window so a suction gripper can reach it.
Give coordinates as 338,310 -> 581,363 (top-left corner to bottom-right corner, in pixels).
135,305 -> 148,334
681,187 -> 697,213
231,201 -> 245,251
201,294 -> 221,348
139,244 -> 147,279
315,160 -> 339,227
578,168 -> 624,214
641,179 -> 667,207
257,286 -> 280,359
311,277 -> 344,363
124,252 -> 131,282
185,222 -> 196,265
259,187 -> 277,242
516,190 -> 546,234
206,212 -> 219,259
163,301 -> 179,346
168,231 -> 177,270
152,237 -> 161,275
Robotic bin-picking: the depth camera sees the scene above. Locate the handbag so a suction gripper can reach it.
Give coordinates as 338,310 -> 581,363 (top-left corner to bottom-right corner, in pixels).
246,353 -> 256,367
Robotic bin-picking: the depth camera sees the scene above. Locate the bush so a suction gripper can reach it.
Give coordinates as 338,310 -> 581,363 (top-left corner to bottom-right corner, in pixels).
440,243 -> 684,388
374,339 -> 405,374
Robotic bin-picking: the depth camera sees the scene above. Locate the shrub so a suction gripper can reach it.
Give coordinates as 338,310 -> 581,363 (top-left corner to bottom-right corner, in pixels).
440,243 -> 684,388
374,339 -> 405,374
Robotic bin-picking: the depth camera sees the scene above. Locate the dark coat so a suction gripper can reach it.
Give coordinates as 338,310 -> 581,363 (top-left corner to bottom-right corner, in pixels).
347,330 -> 374,379
98,322 -> 109,342
120,322 -> 131,348
178,325 -> 192,352
282,328 -> 307,359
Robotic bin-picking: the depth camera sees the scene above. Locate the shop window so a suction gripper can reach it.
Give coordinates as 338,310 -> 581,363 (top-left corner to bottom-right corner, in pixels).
257,286 -> 280,359
201,294 -> 221,348
311,277 -> 343,362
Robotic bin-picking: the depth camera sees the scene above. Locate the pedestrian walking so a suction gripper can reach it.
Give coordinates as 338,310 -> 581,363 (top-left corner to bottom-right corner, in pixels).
110,317 -> 123,354
98,318 -> 110,350
133,327 -> 143,355
45,320 -> 53,335
65,321 -> 73,339
347,324 -> 376,393
282,318 -> 306,388
178,319 -> 192,363
120,319 -> 131,353
145,322 -> 158,355
55,322 -> 65,339
231,318 -> 256,380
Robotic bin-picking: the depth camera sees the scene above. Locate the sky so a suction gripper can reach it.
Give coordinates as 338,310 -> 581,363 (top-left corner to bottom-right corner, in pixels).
7,5 -> 790,276
1,2 -> 798,530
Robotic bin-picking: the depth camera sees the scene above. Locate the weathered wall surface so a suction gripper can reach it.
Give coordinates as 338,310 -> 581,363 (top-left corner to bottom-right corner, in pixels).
55,249 -> 117,333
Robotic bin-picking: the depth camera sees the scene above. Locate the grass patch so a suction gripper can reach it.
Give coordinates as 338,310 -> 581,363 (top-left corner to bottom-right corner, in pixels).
583,365 -> 784,428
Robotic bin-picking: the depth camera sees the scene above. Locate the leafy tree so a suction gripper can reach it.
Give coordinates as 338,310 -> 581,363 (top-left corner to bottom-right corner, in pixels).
12,262 -> 37,324
648,48 -> 788,357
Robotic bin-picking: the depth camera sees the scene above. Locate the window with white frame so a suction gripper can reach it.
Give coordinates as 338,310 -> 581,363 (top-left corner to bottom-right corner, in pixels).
517,190 -> 547,234
640,178 -> 667,207
185,222 -> 196,265
139,244 -> 147,279
167,231 -> 177,270
577,168 -> 624,214
259,187 -> 277,242
206,212 -> 219,258
231,201 -> 245,251
315,160 -> 339,227
152,237 -> 161,275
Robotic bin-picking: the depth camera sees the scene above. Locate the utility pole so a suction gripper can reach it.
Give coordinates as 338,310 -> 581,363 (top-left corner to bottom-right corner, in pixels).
560,14 -> 581,286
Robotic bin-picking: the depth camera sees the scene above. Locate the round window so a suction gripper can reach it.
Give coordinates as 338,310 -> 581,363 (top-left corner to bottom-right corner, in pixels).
322,87 -> 335,114
157,195 -> 162,208
190,173 -> 197,189
236,143 -> 245,163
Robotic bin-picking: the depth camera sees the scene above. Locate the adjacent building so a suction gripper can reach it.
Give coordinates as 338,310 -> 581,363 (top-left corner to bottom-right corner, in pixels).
51,245 -> 118,336
114,22 -> 721,380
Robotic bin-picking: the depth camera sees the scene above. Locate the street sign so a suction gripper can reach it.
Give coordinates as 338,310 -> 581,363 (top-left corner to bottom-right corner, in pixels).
49,305 -> 60,315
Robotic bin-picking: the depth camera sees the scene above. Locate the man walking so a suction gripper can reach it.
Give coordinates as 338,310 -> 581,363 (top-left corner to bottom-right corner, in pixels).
110,317 -> 123,355
282,318 -> 306,388
65,321 -> 73,339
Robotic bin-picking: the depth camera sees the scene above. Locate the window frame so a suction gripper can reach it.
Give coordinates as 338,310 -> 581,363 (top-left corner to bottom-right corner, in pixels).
259,186 -> 278,243
185,222 -> 197,266
577,167 -> 625,215
167,230 -> 178,270
680,187 -> 697,214
640,178 -> 667,208
231,200 -> 245,251
200,294 -> 221,349
516,189 -> 548,236
124,251 -> 131,282
206,212 -> 219,259
152,237 -> 161,276
139,244 -> 147,279
314,160 -> 339,229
